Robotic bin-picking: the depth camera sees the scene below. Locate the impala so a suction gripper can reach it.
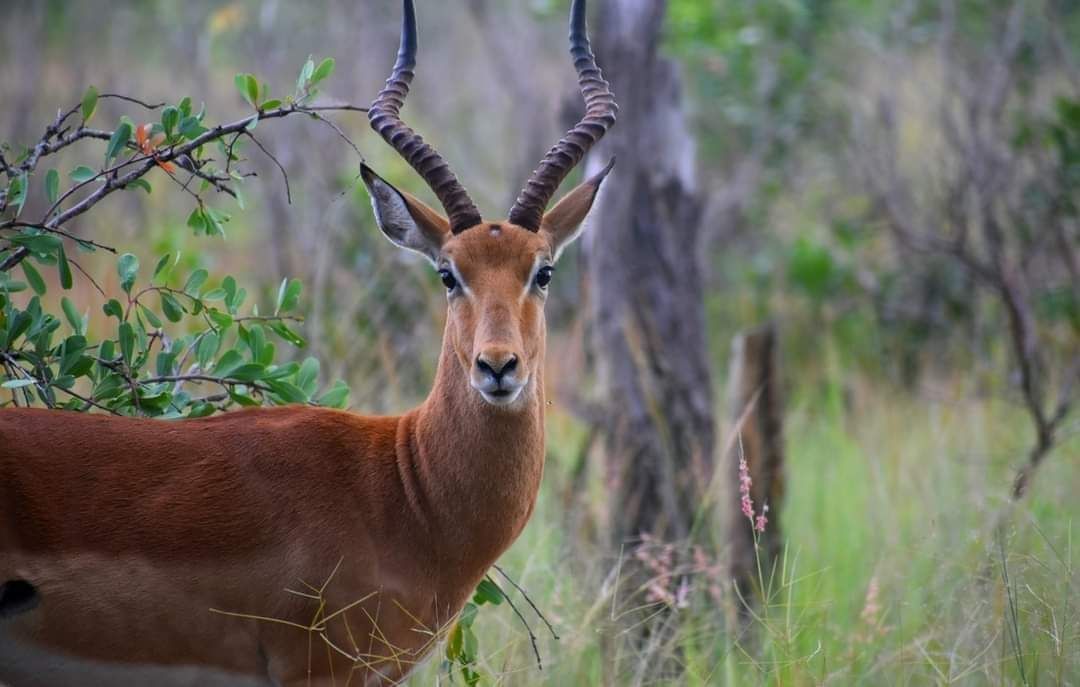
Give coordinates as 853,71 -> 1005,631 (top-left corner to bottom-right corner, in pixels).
0,1 -> 616,685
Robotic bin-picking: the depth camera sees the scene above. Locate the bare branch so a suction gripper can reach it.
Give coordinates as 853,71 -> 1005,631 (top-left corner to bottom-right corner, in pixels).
246,132 -> 291,204
97,93 -> 166,110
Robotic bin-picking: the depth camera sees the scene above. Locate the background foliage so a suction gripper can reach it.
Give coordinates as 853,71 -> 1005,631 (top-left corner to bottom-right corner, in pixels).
1,0 -> 1077,684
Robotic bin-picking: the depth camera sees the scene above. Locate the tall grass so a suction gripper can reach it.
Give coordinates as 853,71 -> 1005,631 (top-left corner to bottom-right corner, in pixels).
412,373 -> 1079,685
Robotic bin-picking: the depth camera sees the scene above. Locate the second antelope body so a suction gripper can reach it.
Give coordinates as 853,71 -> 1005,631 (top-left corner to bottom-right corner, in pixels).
0,0 -> 616,685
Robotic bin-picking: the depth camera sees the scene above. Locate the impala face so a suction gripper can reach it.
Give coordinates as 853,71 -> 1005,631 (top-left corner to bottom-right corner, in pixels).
361,163 -> 612,409
362,0 -> 615,410
440,225 -> 550,407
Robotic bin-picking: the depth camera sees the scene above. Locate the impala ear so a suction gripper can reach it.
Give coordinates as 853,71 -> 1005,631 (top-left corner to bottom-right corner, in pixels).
361,163 -> 450,264
540,157 -> 614,261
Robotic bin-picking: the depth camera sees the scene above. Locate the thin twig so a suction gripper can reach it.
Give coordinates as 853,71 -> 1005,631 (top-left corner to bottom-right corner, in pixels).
484,574 -> 544,671
98,93 -> 166,110
304,110 -> 365,160
0,220 -> 117,254
69,257 -> 107,297
493,565 -> 559,640
246,132 -> 291,204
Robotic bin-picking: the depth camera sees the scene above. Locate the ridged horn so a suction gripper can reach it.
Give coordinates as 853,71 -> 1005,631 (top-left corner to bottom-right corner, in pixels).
507,0 -> 618,232
368,0 -> 483,234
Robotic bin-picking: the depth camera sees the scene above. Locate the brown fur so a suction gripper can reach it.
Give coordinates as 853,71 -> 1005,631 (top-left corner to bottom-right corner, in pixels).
0,174 -> 605,686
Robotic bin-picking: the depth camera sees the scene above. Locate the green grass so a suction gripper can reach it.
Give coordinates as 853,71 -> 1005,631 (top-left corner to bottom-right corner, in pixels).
412,372 -> 1080,685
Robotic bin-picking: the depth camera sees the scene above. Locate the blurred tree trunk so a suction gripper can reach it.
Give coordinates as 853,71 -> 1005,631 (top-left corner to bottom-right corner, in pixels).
726,325 -> 785,606
584,0 -> 713,549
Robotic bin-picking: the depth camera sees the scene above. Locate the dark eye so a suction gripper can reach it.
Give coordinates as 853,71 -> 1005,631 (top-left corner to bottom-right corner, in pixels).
439,269 -> 457,291
535,266 -> 553,289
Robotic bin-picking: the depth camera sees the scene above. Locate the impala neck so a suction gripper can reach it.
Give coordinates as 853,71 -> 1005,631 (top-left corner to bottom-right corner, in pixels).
409,325 -> 546,571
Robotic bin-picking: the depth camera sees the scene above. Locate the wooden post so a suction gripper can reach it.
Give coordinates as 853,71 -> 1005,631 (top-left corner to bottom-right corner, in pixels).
726,324 -> 785,604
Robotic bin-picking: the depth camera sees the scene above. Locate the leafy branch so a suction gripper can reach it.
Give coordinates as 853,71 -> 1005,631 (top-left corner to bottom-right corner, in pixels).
1,56 -> 363,272
1,57 -> 356,417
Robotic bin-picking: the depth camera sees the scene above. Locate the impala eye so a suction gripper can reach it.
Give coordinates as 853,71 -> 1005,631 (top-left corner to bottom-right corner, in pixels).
439,269 -> 457,291
535,266 -> 553,289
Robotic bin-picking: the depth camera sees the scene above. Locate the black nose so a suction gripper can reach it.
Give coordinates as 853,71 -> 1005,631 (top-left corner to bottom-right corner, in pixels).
476,353 -> 518,381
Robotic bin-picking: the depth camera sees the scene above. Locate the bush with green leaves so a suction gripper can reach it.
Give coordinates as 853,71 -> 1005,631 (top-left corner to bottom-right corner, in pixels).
0,57 -> 353,416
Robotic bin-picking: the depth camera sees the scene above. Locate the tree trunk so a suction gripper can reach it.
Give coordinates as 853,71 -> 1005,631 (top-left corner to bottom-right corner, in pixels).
584,0 -> 714,551
726,324 -> 785,606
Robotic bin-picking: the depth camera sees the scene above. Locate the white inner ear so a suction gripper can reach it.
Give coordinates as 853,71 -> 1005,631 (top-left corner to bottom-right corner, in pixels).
550,209 -> 594,263
367,177 -> 438,264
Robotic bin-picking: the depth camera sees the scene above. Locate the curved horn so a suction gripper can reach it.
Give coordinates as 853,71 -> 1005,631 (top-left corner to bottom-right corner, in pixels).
508,0 -> 618,232
368,0 -> 483,234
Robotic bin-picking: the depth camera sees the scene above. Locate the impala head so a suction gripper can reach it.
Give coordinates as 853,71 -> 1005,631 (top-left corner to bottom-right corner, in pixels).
362,0 -> 617,408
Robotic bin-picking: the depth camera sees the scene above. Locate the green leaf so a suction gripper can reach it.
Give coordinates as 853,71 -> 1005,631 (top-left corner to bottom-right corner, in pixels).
207,308 -> 233,330
187,402 -> 216,418
263,362 -> 299,381
297,357 -> 320,396
92,372 -> 124,400
7,173 -> 28,216
152,253 -> 172,279
228,363 -> 267,383
179,116 -> 207,140
183,268 -> 208,295
9,232 -> 61,256
228,388 -> 261,407
297,57 -> 315,93
266,379 -> 307,404
70,165 -> 96,183
186,207 -> 206,234
161,106 -> 180,138
473,578 -> 504,606
261,99 -> 282,111
462,624 -> 478,661
61,297 -> 84,334
459,602 -> 479,629
105,121 -> 133,165
160,292 -> 185,322
202,206 -> 229,237
2,379 -> 36,390
138,303 -> 163,329
22,261 -> 46,296
118,322 -> 135,365
276,278 -> 302,314
316,380 -> 349,409
212,350 -> 244,378
129,178 -> 152,194
102,298 -> 124,320
44,169 -> 60,204
196,332 -> 220,370
81,85 -> 98,123
311,57 -> 335,85
269,321 -> 306,348
446,622 -> 463,662
156,348 -> 177,377
117,253 -> 139,294
59,335 -> 88,376
235,73 -> 260,108
57,244 -> 73,289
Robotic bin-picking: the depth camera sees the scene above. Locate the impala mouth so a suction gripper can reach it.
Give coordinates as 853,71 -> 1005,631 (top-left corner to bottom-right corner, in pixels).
474,380 -> 526,407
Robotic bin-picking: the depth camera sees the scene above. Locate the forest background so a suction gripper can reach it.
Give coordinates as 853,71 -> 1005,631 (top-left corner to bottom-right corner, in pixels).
1,0 -> 1078,684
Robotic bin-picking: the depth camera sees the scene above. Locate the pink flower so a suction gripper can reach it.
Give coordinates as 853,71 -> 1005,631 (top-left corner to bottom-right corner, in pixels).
755,503 -> 769,534
738,451 -> 768,533
738,454 -> 754,520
